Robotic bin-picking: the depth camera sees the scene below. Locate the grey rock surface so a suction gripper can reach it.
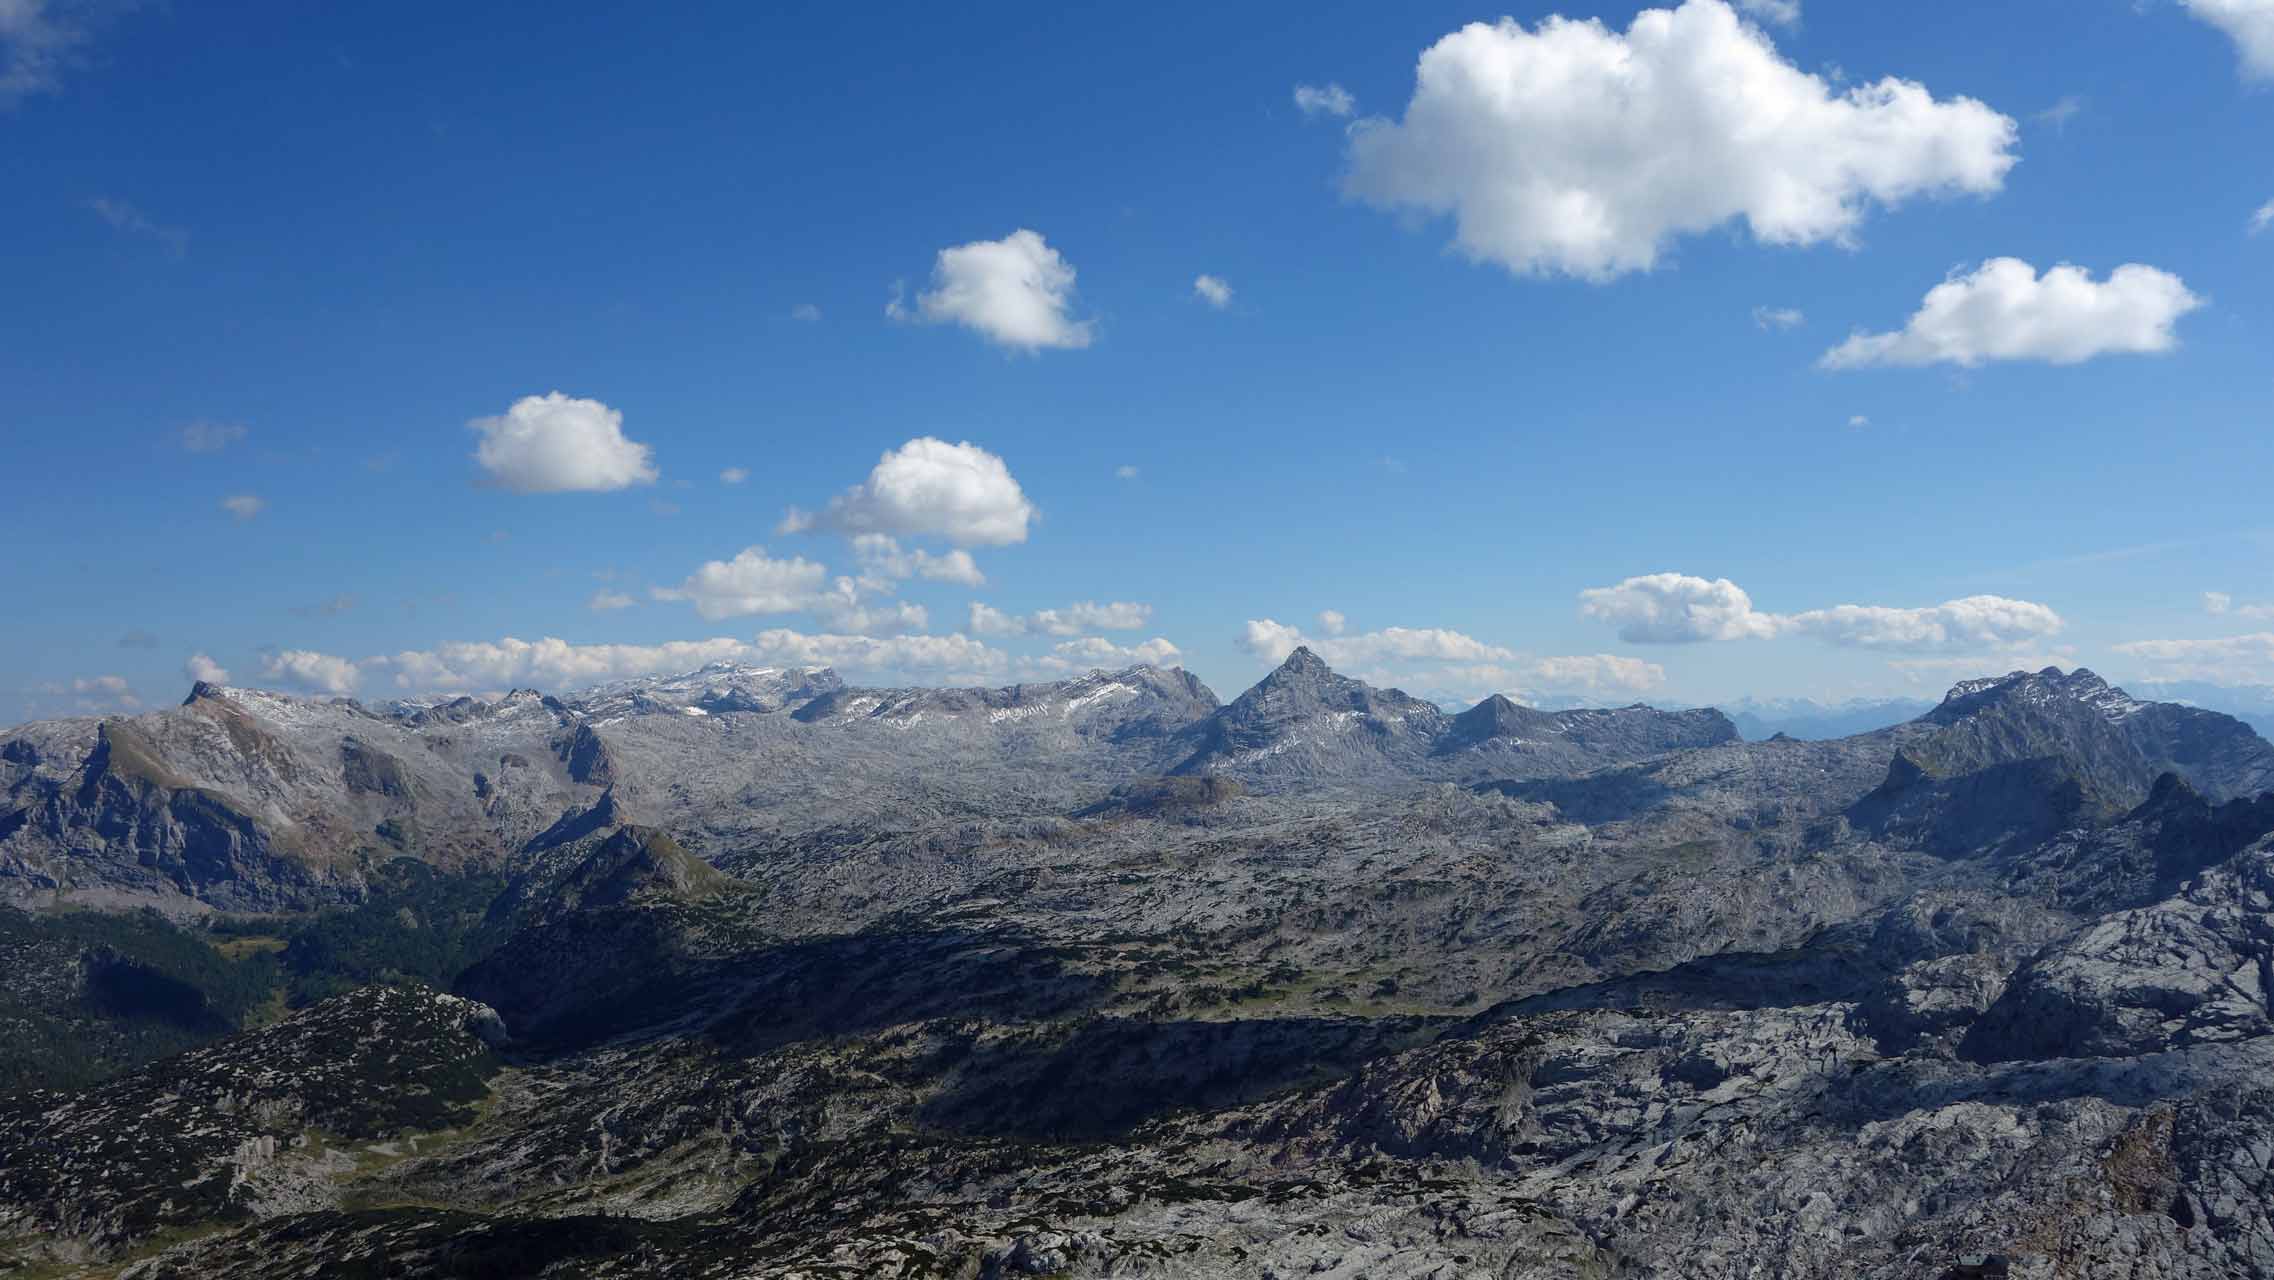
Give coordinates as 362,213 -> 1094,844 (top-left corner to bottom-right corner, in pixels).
1,654 -> 2273,1276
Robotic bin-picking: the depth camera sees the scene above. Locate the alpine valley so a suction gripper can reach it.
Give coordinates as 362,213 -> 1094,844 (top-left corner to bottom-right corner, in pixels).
6,653 -> 2274,1279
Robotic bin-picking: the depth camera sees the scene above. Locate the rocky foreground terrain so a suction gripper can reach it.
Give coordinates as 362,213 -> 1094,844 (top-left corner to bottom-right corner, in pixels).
4,655 -> 2274,1277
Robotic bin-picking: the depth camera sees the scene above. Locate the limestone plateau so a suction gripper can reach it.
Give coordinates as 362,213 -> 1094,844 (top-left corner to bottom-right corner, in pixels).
5,653 -> 2274,1277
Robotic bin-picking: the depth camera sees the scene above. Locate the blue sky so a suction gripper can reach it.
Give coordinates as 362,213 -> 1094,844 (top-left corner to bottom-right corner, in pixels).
5,0 -> 2273,725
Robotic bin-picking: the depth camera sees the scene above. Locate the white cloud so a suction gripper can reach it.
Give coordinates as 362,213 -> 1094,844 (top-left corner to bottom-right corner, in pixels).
180,422 -> 246,453
2251,200 -> 2274,236
588,590 -> 636,611
372,637 -> 748,692
719,467 -> 749,485
1238,619 -> 1310,665
1578,573 -> 2064,652
1885,651 -> 2079,685
1114,464 -> 1139,480
261,649 -> 361,696
184,653 -> 228,685
2,0 -> 99,103
1038,635 -> 1183,671
895,229 -> 1092,352
1043,602 -> 1151,634
968,600 -> 1151,636
1235,619 -> 1517,666
851,534 -> 986,587
790,303 -> 821,322
1523,654 -> 1668,694
1579,573 -> 1782,643
781,437 -> 1035,547
72,674 -> 128,695
745,630 -> 1009,679
651,546 -> 831,621
2033,95 -> 2084,131
811,598 -> 929,636
2200,591 -> 2274,621
86,197 -> 186,255
2182,0 -> 2274,78
1343,1 -> 2015,281
352,631 -> 1015,693
1752,306 -> 1805,331
220,494 -> 265,522
1733,0 -> 1800,26
1847,415 -> 1870,429
1317,609 -> 1348,636
1235,619 -> 1662,704
2114,632 -> 2274,684
1781,596 -> 2064,651
468,392 -> 658,493
1193,274 -> 1233,308
1293,82 -> 1356,117
968,603 -> 1023,637
1821,259 -> 2204,369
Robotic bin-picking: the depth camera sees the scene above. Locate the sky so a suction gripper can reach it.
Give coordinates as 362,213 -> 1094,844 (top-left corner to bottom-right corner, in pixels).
4,0 -> 2273,726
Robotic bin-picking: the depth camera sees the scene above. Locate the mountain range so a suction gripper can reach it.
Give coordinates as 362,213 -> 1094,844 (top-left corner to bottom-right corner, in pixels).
4,653 -> 2274,1276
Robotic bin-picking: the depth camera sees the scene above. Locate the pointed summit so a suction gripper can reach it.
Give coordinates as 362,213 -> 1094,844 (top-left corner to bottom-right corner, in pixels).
1270,645 -> 1333,681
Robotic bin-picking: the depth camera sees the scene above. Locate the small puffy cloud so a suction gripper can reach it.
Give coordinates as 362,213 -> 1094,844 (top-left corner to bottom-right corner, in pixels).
1293,82 -> 1356,117
1752,306 -> 1805,331
2182,0 -> 2274,78
1114,464 -> 1139,480
1193,274 -> 1233,308
588,590 -> 637,611
1847,415 -> 1870,429
651,546 -> 831,621
260,649 -> 361,695
1579,573 -> 1781,643
781,437 -> 1035,547
968,603 -> 1023,637
180,422 -> 246,453
184,653 -> 228,685
1733,0 -> 1800,25
1821,259 -> 2204,369
851,534 -> 986,587
2251,199 -> 2274,236
2206,591 -> 2234,616
1780,595 -> 2064,651
220,494 -> 265,522
1317,610 -> 1348,636
73,675 -> 129,695
969,600 -> 1151,636
1237,618 -> 1310,665
118,628 -> 159,650
790,303 -> 821,321
468,392 -> 659,493
895,229 -> 1092,352
1344,2 -> 2015,281
719,467 -> 749,485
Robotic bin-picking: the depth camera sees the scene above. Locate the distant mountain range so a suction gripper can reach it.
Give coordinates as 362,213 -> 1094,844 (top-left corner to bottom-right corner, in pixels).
9,651 -> 2274,1275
